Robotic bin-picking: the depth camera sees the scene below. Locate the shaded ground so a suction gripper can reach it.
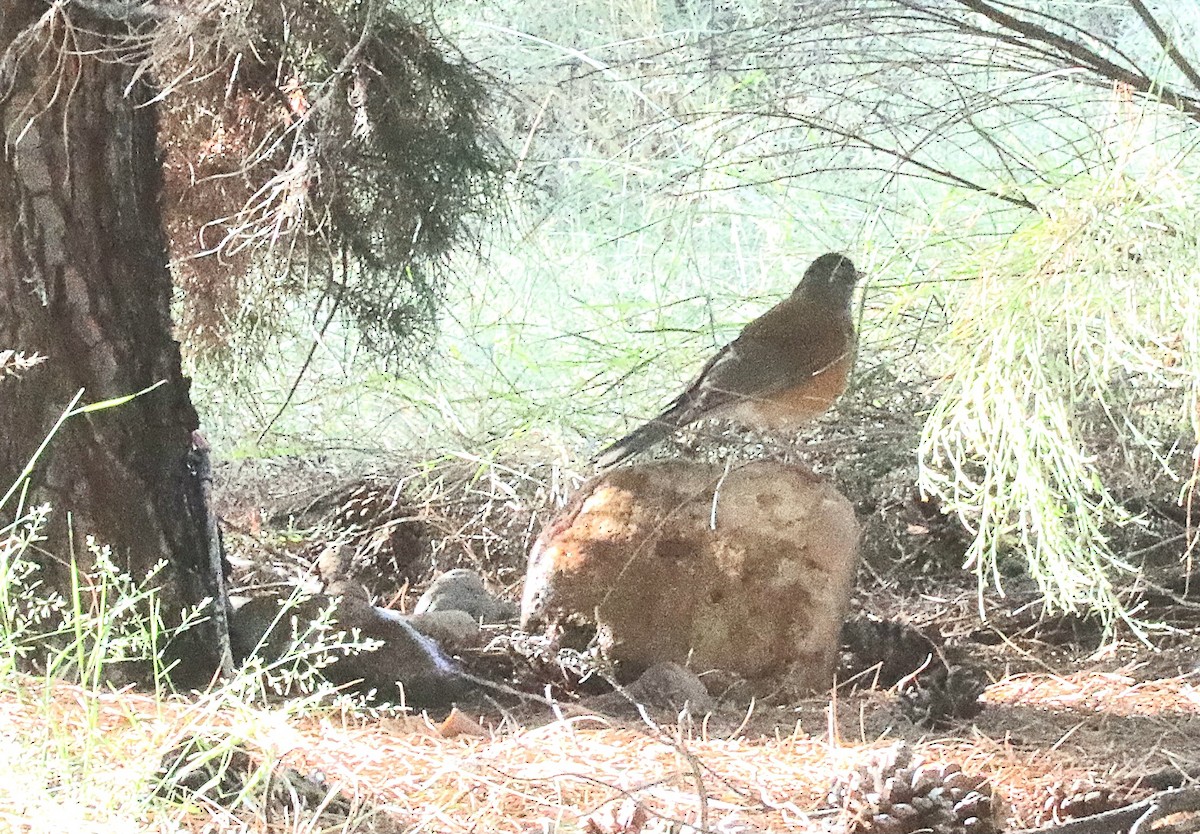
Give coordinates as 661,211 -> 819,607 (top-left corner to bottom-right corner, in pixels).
190,410 -> 1200,831
3,428 -> 1198,831
3,656 -> 1198,832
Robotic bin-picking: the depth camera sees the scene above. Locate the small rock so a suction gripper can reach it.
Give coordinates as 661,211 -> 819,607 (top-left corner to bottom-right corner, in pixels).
413,568 -> 516,623
627,661 -> 713,710
407,609 -> 483,647
591,661 -> 715,714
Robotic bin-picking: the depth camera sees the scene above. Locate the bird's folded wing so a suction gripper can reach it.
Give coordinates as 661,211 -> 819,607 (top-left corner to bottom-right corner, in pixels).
684,305 -> 853,413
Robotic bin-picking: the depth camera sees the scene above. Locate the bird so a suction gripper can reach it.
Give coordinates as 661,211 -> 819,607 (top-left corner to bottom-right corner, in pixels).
595,252 -> 861,469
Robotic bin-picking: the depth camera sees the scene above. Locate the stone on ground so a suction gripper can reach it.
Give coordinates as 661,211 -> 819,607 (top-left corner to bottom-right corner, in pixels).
521,459 -> 860,694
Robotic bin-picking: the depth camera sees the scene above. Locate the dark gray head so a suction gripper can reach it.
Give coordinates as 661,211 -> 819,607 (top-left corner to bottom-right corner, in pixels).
794,252 -> 859,308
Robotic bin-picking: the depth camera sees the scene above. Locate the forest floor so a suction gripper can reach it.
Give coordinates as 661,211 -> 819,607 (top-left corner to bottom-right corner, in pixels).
180,426 -> 1200,834
5,430 -> 1200,833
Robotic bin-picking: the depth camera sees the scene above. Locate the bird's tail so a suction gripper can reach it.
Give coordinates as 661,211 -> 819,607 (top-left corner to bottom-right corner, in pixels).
593,418 -> 676,470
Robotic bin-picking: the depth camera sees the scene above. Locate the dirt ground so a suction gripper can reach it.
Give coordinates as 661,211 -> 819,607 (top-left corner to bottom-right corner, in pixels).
194,434 -> 1200,833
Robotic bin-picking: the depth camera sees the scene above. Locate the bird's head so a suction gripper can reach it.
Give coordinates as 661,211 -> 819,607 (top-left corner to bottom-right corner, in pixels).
794,252 -> 859,308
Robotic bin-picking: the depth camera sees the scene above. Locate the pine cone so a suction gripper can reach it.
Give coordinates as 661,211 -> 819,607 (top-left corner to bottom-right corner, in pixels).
155,735 -> 255,805
840,615 -> 943,688
900,663 -> 987,728
1038,779 -> 1119,824
155,734 -> 351,816
329,481 -> 424,581
830,743 -> 998,834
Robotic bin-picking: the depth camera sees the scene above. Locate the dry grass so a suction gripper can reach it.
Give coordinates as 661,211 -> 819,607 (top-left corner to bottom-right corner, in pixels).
214,452 -> 582,601
2,664 -> 1199,833
7,430 -> 1187,832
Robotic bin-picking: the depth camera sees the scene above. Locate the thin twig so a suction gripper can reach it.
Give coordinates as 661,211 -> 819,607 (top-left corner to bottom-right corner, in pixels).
1129,1 -> 1200,94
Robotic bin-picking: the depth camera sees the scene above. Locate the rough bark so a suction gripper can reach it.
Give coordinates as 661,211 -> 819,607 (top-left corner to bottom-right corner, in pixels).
0,2 -> 221,685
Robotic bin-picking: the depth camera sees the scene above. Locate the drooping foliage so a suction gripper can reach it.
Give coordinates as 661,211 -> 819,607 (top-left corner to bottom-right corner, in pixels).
154,0 -> 505,362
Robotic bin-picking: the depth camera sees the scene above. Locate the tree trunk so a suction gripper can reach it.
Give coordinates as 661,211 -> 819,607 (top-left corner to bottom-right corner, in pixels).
0,2 -> 222,686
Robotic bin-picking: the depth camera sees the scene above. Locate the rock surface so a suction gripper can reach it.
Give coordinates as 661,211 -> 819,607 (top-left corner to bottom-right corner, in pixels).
521,459 -> 860,693
229,586 -> 468,707
588,661 -> 715,714
407,609 -> 483,647
413,568 -> 517,623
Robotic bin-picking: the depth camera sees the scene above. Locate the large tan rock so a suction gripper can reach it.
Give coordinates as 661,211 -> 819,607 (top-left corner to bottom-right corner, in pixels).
521,460 -> 860,693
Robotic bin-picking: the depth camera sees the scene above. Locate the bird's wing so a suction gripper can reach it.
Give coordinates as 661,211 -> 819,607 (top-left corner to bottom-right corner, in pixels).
671,297 -> 853,418
593,295 -> 853,469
